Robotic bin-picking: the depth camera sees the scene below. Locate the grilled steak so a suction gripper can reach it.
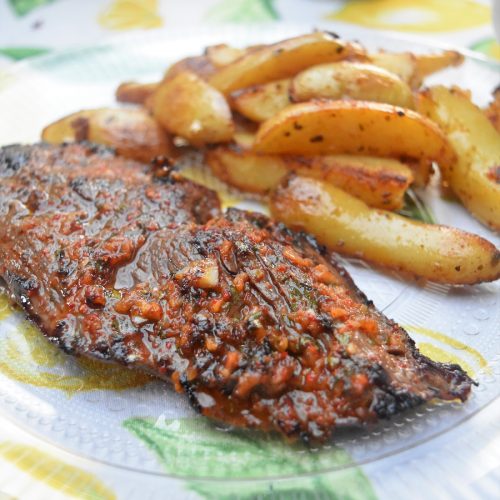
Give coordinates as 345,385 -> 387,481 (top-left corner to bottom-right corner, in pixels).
0,143 -> 473,442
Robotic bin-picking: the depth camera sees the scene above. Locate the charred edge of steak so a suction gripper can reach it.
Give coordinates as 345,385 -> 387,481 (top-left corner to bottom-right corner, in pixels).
0,145 -> 475,443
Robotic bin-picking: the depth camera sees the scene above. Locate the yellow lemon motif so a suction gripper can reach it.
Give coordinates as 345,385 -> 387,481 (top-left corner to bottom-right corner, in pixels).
406,325 -> 489,378
98,0 -> 163,30
328,0 -> 490,33
0,311 -> 152,395
0,441 -> 115,500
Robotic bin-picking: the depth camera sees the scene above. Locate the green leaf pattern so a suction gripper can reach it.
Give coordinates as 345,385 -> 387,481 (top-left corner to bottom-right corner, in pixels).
8,0 -> 56,17
205,0 -> 278,23
0,47 -> 50,60
124,417 -> 377,499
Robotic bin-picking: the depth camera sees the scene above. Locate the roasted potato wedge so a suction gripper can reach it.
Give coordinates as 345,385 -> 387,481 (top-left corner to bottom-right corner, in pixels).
253,100 -> 456,172
115,81 -> 159,104
230,79 -> 292,122
206,145 -> 288,194
369,50 -> 464,89
209,32 -> 366,95
205,43 -> 246,67
206,145 -> 413,209
42,108 -> 171,163
417,85 -> 500,230
151,71 -> 234,146
414,51 -> 464,79
400,158 -> 434,188
271,176 -> 500,284
163,55 -> 216,82
291,154 -> 414,210
290,62 -> 414,108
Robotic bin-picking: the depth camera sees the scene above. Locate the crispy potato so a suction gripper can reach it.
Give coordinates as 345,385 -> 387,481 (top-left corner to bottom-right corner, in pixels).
369,52 -> 417,86
484,87 -> 500,133
206,145 -> 288,194
151,71 -> 234,146
414,51 -> 464,79
209,32 -> 366,95
369,50 -> 464,89
271,176 -> 500,284
163,55 -> 216,82
417,85 -> 500,230
42,110 -> 93,143
290,154 -> 413,210
252,100 -> 456,173
402,158 -> 433,188
42,108 -> 171,163
230,79 -> 292,122
206,144 -> 413,209
115,81 -> 159,104
205,44 -> 246,67
290,62 -> 414,108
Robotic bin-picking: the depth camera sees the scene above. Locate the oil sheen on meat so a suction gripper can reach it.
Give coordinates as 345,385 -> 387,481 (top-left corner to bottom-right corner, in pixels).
0,143 -> 473,442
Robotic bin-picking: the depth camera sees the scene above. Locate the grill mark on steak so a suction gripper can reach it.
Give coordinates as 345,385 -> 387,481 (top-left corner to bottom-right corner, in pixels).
0,143 -> 473,442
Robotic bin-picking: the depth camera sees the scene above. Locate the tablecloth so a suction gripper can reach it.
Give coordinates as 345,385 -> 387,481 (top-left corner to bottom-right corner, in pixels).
0,1 -> 499,499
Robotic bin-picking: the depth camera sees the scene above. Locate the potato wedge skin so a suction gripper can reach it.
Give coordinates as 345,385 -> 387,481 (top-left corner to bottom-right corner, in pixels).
271,176 -> 500,284
206,145 -> 288,194
206,145 -> 412,209
41,108 -> 171,163
253,100 -> 456,171
289,154 -> 413,210
414,51 -> 464,79
42,110 -> 94,143
230,79 -> 292,122
163,55 -> 216,82
151,71 -> 234,146
368,50 -> 463,89
205,44 -> 246,67
417,85 -> 500,230
290,62 -> 414,108
369,52 -> 418,87
209,32 -> 366,94
115,81 -> 159,104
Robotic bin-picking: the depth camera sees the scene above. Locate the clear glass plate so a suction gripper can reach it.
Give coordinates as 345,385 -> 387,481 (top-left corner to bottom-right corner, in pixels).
0,24 -> 498,483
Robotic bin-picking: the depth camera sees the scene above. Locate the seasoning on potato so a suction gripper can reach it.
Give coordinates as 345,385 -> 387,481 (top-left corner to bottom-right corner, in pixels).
271,175 -> 500,285
42,107 -> 172,163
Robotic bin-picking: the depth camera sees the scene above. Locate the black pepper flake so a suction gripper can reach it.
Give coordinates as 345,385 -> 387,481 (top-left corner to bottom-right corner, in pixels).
310,135 -> 324,143
336,46 -> 344,54
397,110 -> 405,117
284,131 -> 291,137
455,265 -> 461,272
293,122 -> 303,130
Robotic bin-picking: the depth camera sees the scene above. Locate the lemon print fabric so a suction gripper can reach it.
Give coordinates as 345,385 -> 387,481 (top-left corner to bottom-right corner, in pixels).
206,0 -> 279,23
124,416 -> 377,499
98,0 -> 163,31
471,38 -> 500,61
328,0 -> 490,33
0,442 -> 115,500
406,325 -> 488,378
0,313 -> 152,395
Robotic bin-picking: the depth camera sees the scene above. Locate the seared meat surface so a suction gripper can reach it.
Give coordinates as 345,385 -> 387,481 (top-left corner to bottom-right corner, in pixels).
0,143 -> 472,441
